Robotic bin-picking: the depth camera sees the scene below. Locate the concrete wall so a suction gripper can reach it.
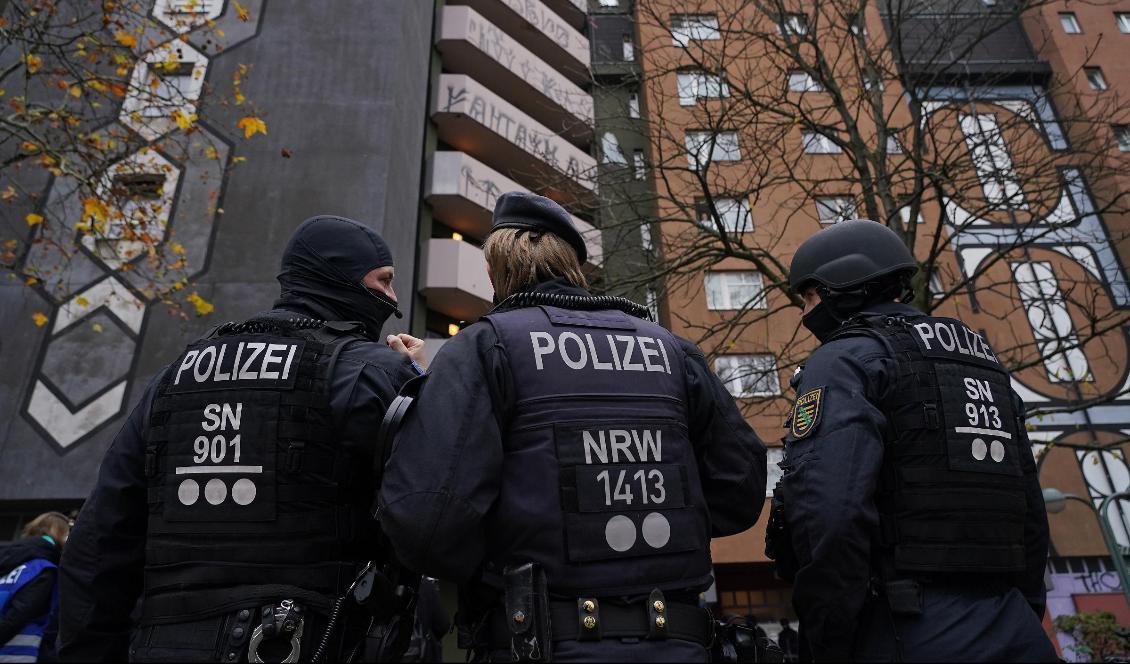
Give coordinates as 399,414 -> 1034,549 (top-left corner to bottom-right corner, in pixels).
0,0 -> 435,500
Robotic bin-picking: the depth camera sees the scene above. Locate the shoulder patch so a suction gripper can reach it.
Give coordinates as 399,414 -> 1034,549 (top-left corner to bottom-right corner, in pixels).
790,387 -> 825,439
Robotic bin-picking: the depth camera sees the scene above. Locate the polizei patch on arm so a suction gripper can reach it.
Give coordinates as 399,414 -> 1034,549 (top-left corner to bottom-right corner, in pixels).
790,387 -> 824,439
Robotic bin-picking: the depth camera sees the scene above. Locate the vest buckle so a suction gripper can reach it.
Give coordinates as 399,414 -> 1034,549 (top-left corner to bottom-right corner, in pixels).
285,442 -> 305,473
923,402 -> 939,429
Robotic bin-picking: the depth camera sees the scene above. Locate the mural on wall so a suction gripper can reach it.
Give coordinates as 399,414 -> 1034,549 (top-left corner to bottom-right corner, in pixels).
18,0 -> 265,451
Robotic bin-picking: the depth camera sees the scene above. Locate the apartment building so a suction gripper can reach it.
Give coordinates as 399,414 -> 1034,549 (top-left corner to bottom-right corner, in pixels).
626,0 -> 1130,652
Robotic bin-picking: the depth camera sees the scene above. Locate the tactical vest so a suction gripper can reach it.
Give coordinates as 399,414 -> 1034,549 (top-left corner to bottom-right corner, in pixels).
482,305 -> 713,596
142,318 -> 373,623
838,314 -> 1028,576
0,557 -> 56,663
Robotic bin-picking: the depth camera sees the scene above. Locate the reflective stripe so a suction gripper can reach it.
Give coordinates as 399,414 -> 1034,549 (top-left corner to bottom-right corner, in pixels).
4,636 -> 41,648
0,656 -> 39,663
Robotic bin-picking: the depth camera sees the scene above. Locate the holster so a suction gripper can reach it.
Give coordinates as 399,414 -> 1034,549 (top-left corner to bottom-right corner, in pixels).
764,487 -> 799,582
882,579 -> 924,617
504,563 -> 552,662
710,622 -> 786,663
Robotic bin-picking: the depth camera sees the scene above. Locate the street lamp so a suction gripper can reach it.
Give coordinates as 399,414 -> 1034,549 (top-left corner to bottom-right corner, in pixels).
1043,487 -> 1130,608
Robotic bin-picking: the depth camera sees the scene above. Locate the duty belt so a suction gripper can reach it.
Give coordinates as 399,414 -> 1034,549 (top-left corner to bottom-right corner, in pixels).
490,596 -> 713,647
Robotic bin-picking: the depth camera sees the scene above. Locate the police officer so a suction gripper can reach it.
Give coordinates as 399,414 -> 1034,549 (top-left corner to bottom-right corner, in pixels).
378,192 -> 768,662
58,216 -> 425,662
770,220 -> 1056,661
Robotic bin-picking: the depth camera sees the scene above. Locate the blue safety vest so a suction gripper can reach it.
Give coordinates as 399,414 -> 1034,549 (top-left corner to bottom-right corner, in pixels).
0,557 -> 57,663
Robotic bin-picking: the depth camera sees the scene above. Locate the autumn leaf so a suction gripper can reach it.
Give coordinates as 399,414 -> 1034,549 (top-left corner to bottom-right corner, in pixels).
169,242 -> 186,255
2,186 -> 17,201
171,109 -> 197,130
75,296 -> 90,307
115,32 -> 137,48
205,146 -> 221,160
24,277 -> 37,286
20,142 -> 39,153
234,92 -> 245,105
187,292 -> 214,316
81,198 -> 109,223
237,115 -> 267,138
92,323 -> 104,333
25,213 -> 43,226
31,312 -> 48,327
23,54 -> 42,74
69,86 -> 82,98
235,2 -> 250,21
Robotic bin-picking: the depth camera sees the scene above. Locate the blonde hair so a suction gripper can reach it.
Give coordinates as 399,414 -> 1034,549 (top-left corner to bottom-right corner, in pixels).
21,512 -> 71,543
483,229 -> 588,301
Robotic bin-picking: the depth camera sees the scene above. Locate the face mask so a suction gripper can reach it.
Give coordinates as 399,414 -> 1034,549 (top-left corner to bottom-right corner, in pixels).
801,301 -> 842,343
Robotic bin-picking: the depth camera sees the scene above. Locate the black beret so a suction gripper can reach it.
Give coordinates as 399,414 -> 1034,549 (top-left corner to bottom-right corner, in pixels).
490,192 -> 587,264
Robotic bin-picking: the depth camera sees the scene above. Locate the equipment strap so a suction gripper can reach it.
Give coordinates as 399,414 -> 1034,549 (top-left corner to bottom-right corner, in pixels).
489,599 -> 712,647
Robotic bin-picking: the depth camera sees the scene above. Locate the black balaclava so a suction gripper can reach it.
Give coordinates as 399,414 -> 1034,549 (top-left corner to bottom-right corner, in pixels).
274,215 -> 401,340
801,301 -> 842,343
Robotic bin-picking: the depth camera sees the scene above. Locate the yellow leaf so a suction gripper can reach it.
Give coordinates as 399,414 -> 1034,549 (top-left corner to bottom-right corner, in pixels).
205,146 -> 220,160
235,2 -> 250,20
21,141 -> 39,153
234,92 -> 245,105
92,323 -> 104,333
216,29 -> 225,37
31,312 -> 48,327
231,156 -> 246,164
24,277 -> 37,285
25,213 -> 43,226
82,198 -> 109,223
236,115 -> 267,138
170,242 -> 186,255
187,292 -> 214,316
75,296 -> 90,307
115,32 -> 137,48
171,109 -> 197,130
1,186 -> 16,201
68,86 -> 82,98
24,54 -> 42,74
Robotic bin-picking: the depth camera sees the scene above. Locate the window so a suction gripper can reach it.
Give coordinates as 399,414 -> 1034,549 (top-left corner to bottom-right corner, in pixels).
632,149 -> 646,180
849,13 -> 868,35
1059,12 -> 1082,34
640,222 -> 654,251
598,0 -> 619,6
802,131 -> 842,154
696,197 -> 753,233
885,135 -> 904,154
601,132 -> 627,165
778,13 -> 808,36
787,71 -> 823,92
706,271 -> 766,310
677,71 -> 730,105
715,354 -> 780,397
960,113 -> 1025,208
864,74 -> 884,91
982,0 -> 997,6
815,196 -> 855,223
899,206 -> 925,225
646,288 -> 660,321
1117,12 -> 1130,33
142,57 -> 194,118
622,34 -> 634,61
628,91 -> 640,118
168,0 -> 212,12
685,131 -> 741,167
1114,125 -> 1130,152
671,14 -> 720,46
1085,67 -> 1108,90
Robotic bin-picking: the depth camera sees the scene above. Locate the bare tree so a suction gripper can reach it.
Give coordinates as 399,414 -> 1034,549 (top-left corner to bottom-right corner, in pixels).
590,0 -> 1130,428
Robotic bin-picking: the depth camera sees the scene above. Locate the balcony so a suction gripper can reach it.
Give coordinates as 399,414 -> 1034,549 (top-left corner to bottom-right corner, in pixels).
433,74 -> 597,209
437,5 -> 593,146
446,0 -> 590,84
420,238 -> 494,321
425,150 -> 604,270
541,0 -> 585,31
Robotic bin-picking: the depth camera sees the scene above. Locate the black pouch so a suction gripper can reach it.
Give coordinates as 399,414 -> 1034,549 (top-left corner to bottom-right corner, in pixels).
504,563 -> 552,662
884,579 -> 924,616
765,487 -> 799,582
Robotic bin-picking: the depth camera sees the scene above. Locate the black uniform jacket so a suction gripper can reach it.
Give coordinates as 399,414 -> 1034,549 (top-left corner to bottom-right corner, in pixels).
57,311 -> 417,662
378,279 -> 769,583
779,301 -> 1050,660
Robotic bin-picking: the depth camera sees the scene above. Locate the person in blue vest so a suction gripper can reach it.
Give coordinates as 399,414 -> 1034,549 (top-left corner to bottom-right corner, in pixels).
767,220 -> 1056,661
379,192 -> 768,662
0,512 -> 72,663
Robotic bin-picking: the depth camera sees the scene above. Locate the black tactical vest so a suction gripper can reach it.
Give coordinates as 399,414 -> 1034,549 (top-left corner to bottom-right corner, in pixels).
838,314 -> 1028,576
481,304 -> 713,597
141,318 -> 372,622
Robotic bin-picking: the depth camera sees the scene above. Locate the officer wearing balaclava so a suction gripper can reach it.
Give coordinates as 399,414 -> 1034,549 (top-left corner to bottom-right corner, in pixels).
58,216 -> 424,662
379,192 -> 768,662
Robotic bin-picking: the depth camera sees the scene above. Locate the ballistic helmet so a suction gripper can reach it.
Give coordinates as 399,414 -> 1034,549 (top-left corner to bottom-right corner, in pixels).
788,219 -> 918,293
